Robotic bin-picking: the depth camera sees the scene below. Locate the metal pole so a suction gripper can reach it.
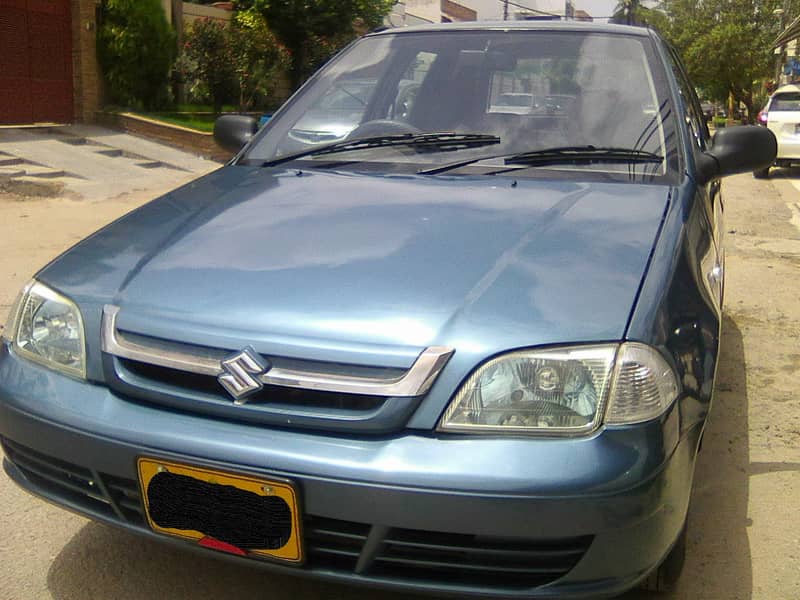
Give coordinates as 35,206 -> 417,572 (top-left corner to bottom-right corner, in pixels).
503,0 -> 509,20
775,1 -> 789,85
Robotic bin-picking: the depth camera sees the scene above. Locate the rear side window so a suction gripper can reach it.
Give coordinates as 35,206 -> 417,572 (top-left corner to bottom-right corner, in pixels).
771,92 -> 800,111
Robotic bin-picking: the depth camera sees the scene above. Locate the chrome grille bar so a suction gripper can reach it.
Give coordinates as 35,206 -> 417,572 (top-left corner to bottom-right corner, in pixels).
101,305 -> 453,397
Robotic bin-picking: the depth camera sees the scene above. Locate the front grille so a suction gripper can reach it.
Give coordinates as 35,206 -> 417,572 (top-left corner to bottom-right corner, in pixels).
1,438 -> 144,526
104,472 -> 145,524
111,355 -> 415,433
100,307 -> 453,434
103,333 -> 428,433
120,359 -> 386,413
305,515 -> 370,572
372,527 -> 591,587
3,439 -> 592,592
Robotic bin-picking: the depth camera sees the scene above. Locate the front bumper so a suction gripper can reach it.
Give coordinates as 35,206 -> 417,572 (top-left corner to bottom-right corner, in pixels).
0,344 -> 700,599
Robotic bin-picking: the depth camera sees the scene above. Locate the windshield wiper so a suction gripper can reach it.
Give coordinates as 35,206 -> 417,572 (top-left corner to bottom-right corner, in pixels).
260,132 -> 501,168
419,145 -> 663,175
504,146 -> 663,166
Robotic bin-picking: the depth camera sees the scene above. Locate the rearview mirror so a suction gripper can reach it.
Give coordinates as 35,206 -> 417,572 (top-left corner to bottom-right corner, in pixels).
696,125 -> 777,182
213,115 -> 259,154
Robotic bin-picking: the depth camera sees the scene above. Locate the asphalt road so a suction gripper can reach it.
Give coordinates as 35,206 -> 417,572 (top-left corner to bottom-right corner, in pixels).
1,161 -> 800,599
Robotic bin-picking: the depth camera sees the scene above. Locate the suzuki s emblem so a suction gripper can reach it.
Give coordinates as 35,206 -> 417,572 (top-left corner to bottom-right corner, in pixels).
217,347 -> 270,404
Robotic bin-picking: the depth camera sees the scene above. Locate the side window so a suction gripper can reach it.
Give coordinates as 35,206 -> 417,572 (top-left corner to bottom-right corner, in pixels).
666,47 -> 709,150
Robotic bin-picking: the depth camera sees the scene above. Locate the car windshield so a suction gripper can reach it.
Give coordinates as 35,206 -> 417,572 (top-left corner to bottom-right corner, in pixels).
243,30 -> 676,179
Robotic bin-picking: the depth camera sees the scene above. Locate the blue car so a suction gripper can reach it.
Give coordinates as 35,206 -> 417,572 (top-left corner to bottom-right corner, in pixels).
0,22 -> 775,598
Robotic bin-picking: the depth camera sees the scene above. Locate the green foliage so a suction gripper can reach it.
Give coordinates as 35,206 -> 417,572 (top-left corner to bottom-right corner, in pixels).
181,19 -> 236,114
611,0 -> 640,25
236,0 -> 394,89
661,0 -> 800,120
612,1 -> 668,30
179,15 -> 289,113
97,0 -> 176,110
753,86 -> 770,112
230,12 -> 290,110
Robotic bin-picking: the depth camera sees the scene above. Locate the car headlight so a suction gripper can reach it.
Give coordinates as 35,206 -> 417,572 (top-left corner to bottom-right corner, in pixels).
439,343 -> 678,434
5,280 -> 86,379
1,285 -> 27,344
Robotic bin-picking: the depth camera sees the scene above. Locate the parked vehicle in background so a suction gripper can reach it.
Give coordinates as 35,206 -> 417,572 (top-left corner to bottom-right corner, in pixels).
755,84 -> 800,178
716,106 -> 745,121
1,21 -> 776,600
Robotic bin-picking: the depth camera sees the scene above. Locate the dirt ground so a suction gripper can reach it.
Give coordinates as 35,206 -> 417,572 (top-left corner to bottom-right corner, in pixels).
0,186 -> 157,319
1,171 -> 799,599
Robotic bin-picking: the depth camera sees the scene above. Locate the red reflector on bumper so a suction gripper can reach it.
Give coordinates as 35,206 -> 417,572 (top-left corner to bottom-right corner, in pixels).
199,536 -> 247,556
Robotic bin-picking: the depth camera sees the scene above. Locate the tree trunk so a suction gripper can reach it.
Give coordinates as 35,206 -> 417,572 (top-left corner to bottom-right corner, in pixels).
289,42 -> 307,91
732,88 -> 754,125
727,91 -> 735,126
741,98 -> 754,125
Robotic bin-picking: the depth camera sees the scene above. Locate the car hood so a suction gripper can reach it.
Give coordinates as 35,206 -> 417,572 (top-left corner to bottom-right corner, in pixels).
38,166 -> 669,370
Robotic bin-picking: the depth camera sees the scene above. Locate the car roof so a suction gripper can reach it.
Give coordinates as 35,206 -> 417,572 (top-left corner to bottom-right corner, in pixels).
368,20 -> 653,38
773,84 -> 800,95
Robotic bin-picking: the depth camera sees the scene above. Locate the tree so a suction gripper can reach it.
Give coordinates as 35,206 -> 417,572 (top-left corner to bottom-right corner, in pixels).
179,14 -> 289,113
97,0 -> 176,109
663,0 -> 800,120
612,0 -> 640,25
182,18 -> 236,114
229,11 -> 290,111
611,0 -> 668,30
236,0 -> 394,90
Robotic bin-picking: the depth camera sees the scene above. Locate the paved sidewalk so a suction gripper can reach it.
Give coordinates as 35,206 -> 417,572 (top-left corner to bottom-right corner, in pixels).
0,125 -> 217,200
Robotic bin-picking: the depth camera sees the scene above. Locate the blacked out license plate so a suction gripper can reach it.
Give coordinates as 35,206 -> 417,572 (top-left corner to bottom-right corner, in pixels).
138,458 -> 303,563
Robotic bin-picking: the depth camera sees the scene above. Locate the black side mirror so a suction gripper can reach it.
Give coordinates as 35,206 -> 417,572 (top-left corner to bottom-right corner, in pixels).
696,125 -> 777,182
213,115 -> 259,153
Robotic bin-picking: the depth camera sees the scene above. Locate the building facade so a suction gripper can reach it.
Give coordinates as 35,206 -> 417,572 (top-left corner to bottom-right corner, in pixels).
401,0 -> 476,24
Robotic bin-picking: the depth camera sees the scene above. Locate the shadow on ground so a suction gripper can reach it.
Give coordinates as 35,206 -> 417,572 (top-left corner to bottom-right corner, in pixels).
46,317 -> 752,600
622,315 -> 751,599
764,165 -> 800,180
0,126 -> 84,144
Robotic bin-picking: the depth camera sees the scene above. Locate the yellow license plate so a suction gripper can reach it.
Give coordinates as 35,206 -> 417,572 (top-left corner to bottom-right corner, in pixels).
137,458 -> 303,564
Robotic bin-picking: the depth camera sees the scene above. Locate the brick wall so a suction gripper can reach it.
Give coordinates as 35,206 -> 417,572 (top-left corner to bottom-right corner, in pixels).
71,0 -> 102,123
97,112 -> 232,162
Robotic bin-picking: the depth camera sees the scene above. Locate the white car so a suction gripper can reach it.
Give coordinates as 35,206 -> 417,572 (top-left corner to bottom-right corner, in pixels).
755,84 -> 800,178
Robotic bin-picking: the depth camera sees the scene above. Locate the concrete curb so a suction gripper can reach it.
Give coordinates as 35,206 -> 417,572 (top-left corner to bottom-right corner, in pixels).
96,112 -> 233,163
